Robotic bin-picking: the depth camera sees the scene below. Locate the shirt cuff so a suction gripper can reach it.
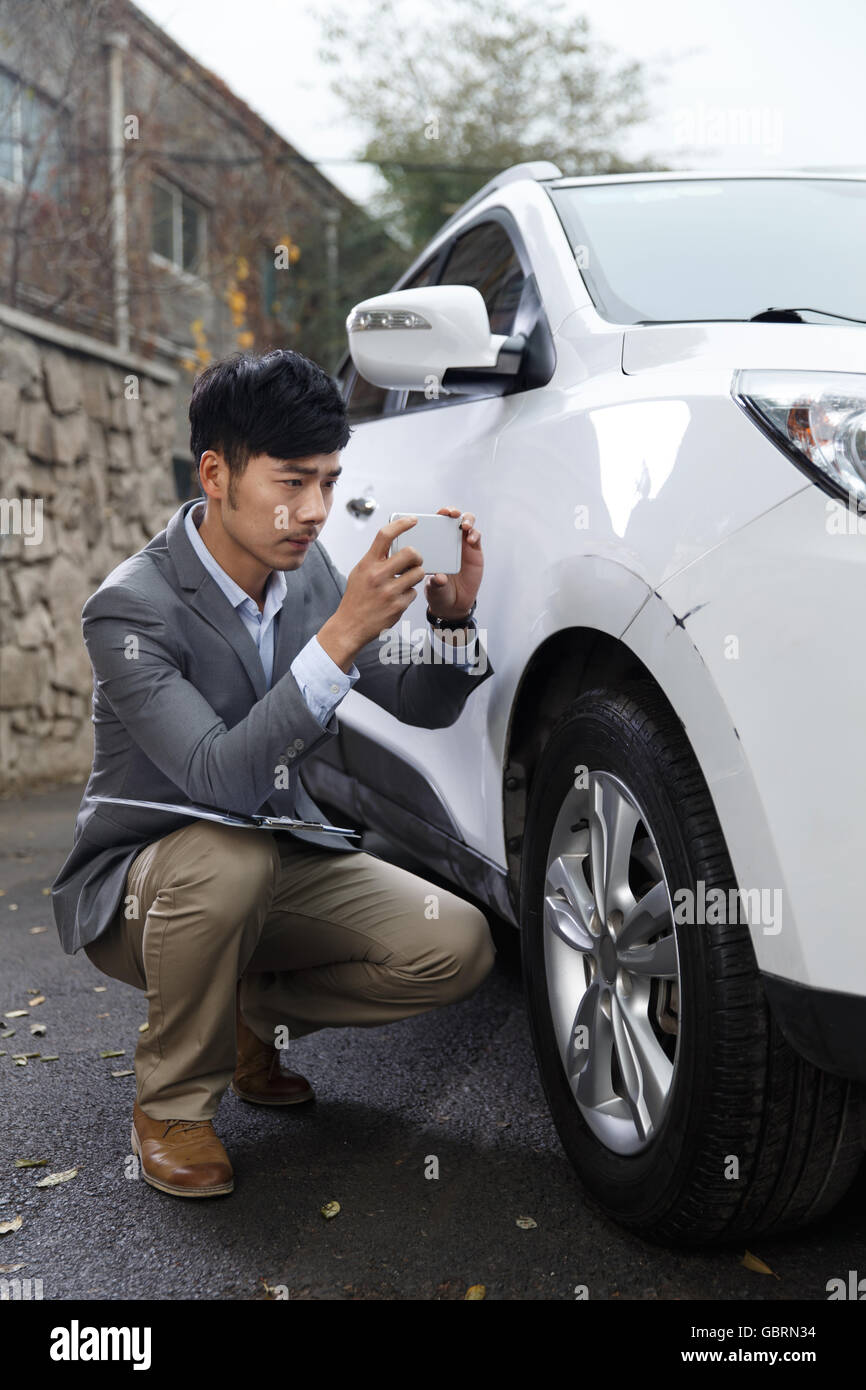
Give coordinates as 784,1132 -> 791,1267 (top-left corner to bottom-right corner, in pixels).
427,617 -> 480,668
290,634 -> 360,727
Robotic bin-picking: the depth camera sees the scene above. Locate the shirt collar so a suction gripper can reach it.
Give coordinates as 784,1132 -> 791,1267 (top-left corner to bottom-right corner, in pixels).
185,501 -> 287,619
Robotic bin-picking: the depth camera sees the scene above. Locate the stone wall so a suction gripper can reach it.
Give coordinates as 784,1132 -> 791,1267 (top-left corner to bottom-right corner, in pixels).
0,316 -> 180,794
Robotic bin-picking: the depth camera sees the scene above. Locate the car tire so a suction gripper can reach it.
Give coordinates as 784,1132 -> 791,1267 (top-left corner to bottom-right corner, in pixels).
519,679 -> 864,1245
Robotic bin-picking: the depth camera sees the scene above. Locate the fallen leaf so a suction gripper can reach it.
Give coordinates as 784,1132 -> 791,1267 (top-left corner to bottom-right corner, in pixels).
30,1023 -> 47,1037
742,1250 -> 779,1278
30,926 -> 48,934
8,904 -> 18,911
0,1029 -> 15,1038
516,1216 -> 537,1229
40,1055 -> 60,1062
0,1263 -> 25,1272
13,1059 -> 26,1067
0,1215 -> 23,1235
12,1052 -> 40,1060
111,1070 -> 134,1078
35,1168 -> 79,1188
93,987 -> 107,993
465,1284 -> 486,1299
320,1200 -> 341,1219
138,1022 -> 149,1033
28,996 -> 45,1007
14,1158 -> 48,1168
41,888 -> 51,895
5,1011 -> 28,1019
96,1013 -> 110,1019
99,1050 -> 124,1059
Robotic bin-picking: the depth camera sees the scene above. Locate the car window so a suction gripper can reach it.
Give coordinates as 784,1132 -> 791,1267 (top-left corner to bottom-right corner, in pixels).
398,255 -> 441,292
439,221 -> 525,334
345,369 -> 390,424
403,220 -> 525,411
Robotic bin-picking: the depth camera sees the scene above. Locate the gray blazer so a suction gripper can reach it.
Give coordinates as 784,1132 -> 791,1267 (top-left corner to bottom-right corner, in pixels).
51,498 -> 494,955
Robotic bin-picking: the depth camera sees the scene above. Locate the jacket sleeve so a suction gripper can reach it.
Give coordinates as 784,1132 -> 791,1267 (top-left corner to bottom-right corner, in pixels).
82,583 -> 340,815
312,541 -> 494,730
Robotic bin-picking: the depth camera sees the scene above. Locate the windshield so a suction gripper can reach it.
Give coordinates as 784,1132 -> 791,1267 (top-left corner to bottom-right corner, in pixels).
547,178 -> 866,325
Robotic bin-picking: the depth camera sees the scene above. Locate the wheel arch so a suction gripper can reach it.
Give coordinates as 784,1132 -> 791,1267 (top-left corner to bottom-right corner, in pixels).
500,579 -> 802,982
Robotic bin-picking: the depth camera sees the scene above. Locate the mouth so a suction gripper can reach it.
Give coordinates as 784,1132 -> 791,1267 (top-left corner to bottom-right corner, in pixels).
286,536 -> 315,548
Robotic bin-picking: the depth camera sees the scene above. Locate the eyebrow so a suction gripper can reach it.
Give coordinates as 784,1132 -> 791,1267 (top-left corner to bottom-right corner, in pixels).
273,462 -> 343,478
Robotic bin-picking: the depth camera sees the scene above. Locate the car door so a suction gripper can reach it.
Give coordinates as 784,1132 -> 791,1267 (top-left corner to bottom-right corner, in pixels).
317,212 -> 549,860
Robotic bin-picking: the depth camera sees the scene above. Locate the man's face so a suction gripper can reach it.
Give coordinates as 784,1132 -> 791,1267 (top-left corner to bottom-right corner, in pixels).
219,451 -> 342,571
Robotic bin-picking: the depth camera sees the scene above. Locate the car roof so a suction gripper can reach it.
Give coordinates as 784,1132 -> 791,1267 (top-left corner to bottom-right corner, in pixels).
547,169 -> 866,187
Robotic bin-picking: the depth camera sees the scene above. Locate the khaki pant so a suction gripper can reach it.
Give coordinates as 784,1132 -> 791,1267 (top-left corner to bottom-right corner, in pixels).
83,820 -> 496,1121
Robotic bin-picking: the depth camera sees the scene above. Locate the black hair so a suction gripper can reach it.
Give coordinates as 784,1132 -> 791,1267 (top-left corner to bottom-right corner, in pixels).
188,349 -> 353,483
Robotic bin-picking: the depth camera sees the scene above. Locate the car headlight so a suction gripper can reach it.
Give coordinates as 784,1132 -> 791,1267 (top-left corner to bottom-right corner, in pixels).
733,369 -> 866,508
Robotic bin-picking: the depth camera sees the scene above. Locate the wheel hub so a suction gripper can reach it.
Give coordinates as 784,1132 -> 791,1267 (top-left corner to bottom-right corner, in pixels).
598,933 -> 617,984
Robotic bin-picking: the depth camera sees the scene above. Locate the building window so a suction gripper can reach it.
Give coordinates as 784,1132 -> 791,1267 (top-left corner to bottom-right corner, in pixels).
0,67 -> 68,199
150,177 -> 207,275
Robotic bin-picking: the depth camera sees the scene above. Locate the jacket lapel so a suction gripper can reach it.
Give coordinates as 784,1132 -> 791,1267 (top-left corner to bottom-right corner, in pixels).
165,500 -> 268,702
272,562 -> 311,684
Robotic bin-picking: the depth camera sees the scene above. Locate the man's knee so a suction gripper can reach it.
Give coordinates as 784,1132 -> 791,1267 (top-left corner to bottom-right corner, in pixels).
449,908 -> 497,999
401,902 -> 496,1005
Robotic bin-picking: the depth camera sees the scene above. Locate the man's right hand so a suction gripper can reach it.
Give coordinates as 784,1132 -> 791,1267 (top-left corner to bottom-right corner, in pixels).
317,516 -> 424,673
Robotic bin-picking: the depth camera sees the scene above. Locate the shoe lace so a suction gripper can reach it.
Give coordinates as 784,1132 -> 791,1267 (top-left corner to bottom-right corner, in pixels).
162,1118 -> 210,1136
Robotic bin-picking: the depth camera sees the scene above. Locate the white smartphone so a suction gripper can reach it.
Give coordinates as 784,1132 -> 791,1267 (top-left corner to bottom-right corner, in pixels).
388,512 -> 464,575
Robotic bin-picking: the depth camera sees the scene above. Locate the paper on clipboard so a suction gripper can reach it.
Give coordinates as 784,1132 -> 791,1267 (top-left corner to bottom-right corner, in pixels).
92,795 -> 362,837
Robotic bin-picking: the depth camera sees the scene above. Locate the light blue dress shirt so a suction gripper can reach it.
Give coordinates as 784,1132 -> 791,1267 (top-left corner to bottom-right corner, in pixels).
184,501 -> 479,726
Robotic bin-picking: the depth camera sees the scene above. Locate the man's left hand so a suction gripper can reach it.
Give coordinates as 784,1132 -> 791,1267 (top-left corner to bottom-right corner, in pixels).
424,507 -> 483,620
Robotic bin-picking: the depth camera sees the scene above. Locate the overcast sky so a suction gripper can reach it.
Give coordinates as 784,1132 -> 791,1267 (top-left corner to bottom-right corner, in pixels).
134,0 -> 866,209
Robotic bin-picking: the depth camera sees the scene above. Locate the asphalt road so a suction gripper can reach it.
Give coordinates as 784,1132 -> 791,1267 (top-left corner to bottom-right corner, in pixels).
1,783 -> 865,1302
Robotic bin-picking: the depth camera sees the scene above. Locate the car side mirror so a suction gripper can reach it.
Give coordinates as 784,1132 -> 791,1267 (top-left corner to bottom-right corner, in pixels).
345,284 -> 524,394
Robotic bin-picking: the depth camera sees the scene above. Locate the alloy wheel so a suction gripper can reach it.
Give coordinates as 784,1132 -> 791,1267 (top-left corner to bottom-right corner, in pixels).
542,770 -> 681,1156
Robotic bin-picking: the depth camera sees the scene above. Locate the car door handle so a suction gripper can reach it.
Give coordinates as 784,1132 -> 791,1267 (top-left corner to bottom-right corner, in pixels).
346,496 -> 378,518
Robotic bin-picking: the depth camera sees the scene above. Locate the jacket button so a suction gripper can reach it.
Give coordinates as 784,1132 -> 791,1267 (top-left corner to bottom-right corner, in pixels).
293,738 -> 304,750
286,749 -> 296,759
330,683 -> 340,693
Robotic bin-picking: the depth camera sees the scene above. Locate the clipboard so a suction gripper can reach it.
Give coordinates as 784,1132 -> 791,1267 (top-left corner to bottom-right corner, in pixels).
92,795 -> 362,837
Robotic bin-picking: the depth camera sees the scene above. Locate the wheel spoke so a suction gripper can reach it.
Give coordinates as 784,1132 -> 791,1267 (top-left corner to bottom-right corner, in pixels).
620,930 -> 679,979
611,993 -> 674,1142
589,775 -> 641,920
544,852 -> 596,952
618,880 -> 671,952
572,985 -> 615,1109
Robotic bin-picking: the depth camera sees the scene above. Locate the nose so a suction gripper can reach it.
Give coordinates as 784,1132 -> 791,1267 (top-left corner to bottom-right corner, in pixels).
297,490 -> 328,525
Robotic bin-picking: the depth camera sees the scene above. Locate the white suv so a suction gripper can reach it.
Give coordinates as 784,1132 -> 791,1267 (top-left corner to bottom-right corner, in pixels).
304,163 -> 866,1245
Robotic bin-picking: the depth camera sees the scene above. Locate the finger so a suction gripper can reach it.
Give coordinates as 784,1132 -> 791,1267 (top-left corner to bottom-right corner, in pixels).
388,549 -> 424,576
375,514 -> 418,560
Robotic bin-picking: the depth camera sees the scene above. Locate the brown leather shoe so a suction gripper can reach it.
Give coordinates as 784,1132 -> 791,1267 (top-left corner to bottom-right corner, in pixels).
131,1101 -> 234,1197
232,989 -> 314,1106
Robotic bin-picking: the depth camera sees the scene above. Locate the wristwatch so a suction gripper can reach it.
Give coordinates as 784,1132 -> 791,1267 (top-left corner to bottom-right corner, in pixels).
426,600 -> 477,629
